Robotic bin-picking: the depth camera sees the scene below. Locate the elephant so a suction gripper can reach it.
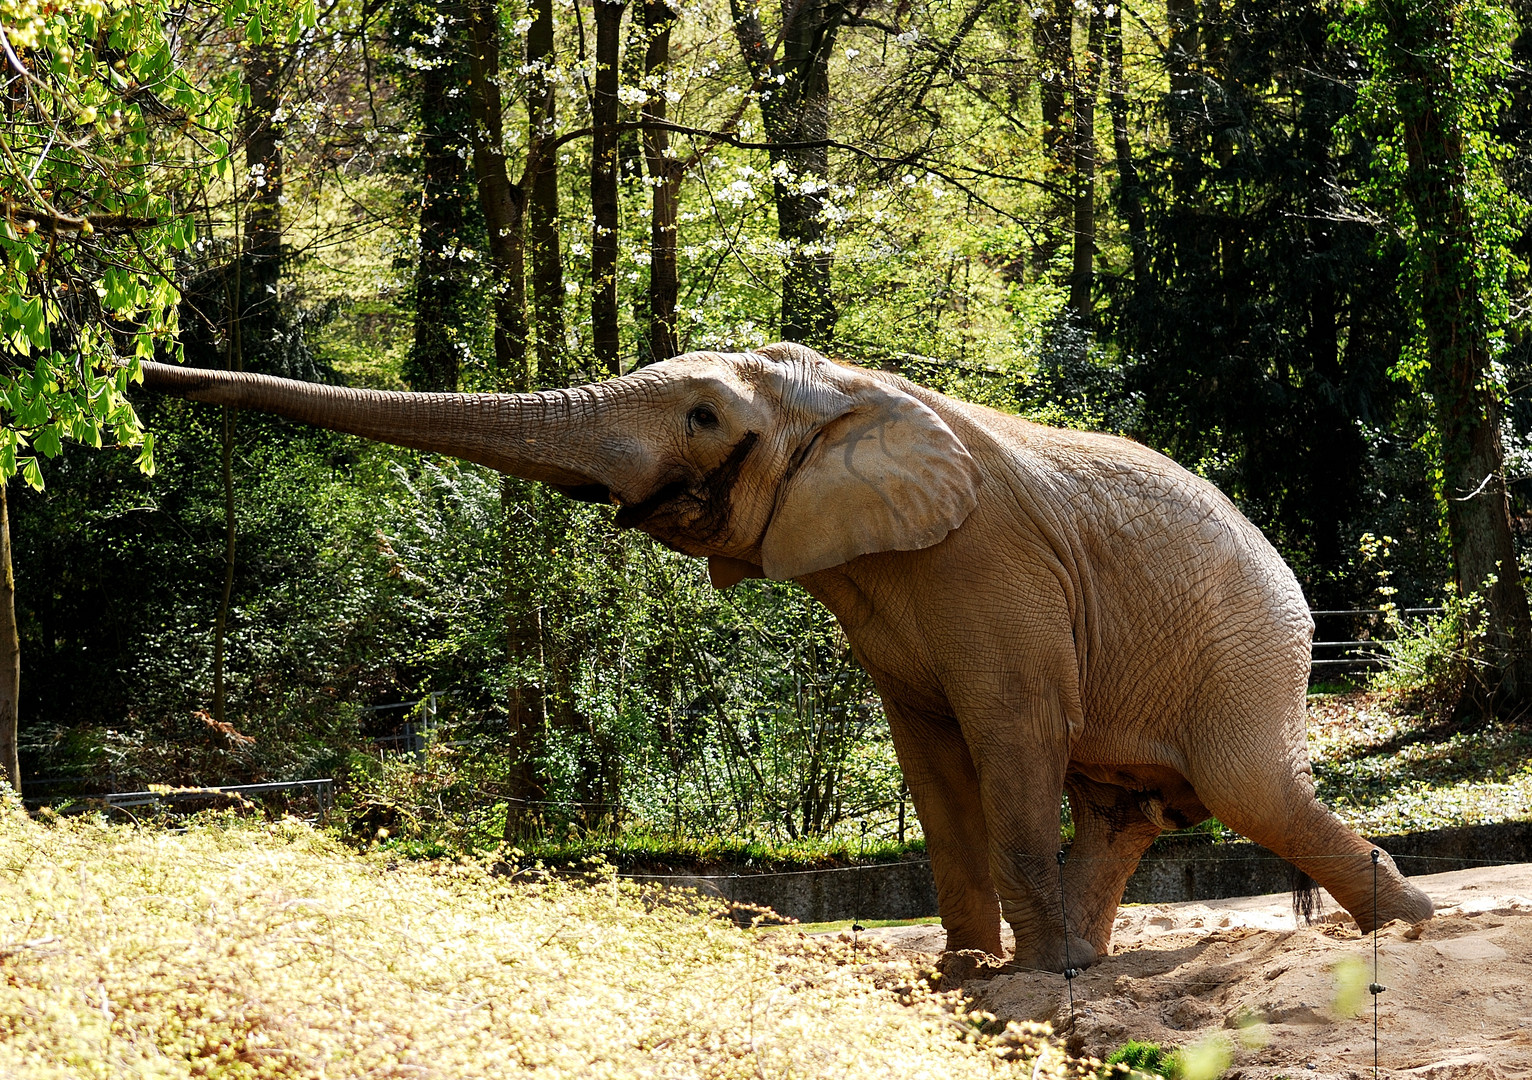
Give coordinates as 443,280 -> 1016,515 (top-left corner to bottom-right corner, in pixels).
138,341 -> 1434,972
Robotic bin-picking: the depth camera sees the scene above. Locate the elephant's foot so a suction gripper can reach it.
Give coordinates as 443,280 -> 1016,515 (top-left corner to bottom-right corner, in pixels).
1351,877 -> 1434,935
940,913 -> 1005,961
936,948 -> 1007,990
1007,930 -> 1098,975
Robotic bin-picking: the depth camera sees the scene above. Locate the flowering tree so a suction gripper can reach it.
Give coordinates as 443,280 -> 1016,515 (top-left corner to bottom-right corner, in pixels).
0,0 -> 306,788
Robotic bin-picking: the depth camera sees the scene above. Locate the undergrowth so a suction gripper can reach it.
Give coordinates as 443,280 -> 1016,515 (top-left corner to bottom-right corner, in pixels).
0,791 -> 1084,1079
393,830 -> 930,871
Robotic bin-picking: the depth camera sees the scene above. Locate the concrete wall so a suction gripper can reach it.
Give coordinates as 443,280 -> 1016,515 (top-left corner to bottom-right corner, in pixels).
632,821 -> 1532,925
1121,820 -> 1532,904
628,860 -> 938,925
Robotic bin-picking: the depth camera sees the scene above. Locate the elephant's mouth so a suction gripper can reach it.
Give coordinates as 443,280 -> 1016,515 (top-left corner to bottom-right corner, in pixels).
614,477 -> 690,529
612,432 -> 760,536
554,483 -> 614,504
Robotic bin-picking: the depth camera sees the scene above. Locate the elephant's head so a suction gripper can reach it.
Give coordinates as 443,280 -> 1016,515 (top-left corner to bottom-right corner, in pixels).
139,342 -> 982,586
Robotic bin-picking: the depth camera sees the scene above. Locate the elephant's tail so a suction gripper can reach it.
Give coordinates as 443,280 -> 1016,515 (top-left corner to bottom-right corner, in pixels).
1290,866 -> 1323,924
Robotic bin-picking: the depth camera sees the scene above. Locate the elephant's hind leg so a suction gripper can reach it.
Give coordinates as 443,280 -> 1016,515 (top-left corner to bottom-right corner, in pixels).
1188,722 -> 1433,932
1062,773 -> 1177,955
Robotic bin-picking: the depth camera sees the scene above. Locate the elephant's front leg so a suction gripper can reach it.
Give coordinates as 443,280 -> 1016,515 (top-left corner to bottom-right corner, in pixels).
882,698 -> 1003,958
954,682 -> 1097,974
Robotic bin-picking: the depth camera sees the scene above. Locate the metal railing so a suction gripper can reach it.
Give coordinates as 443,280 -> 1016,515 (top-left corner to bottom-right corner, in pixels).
100,778 -> 334,815
365,692 -> 443,756
1310,607 -> 1443,672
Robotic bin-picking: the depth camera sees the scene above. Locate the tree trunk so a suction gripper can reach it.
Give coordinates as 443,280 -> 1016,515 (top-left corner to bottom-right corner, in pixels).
1069,5 -> 1104,319
1166,0 -> 1200,170
643,0 -> 681,361
466,0 -> 545,839
467,0 -> 530,391
1031,0 -> 1072,275
213,392 -> 238,729
1386,0 -> 1532,707
1106,4 -> 1150,299
527,0 -> 566,384
729,0 -> 839,345
213,187 -> 247,731
409,7 -> 475,393
1166,0 -> 1203,274
1033,0 -> 1071,168
0,483 -> 19,795
592,0 -> 626,375
618,11 -> 647,181
242,40 -> 284,356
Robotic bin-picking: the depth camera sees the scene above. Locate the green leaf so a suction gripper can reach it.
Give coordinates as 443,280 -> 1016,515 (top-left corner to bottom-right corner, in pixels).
135,432 -> 156,477
34,425 -> 63,459
18,298 -> 44,347
19,456 -> 43,492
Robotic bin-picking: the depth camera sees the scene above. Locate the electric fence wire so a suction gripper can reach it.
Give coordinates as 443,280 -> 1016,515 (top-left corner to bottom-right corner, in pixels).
589,848 -> 1526,881
1056,850 -> 1077,1037
1370,848 -> 1384,1079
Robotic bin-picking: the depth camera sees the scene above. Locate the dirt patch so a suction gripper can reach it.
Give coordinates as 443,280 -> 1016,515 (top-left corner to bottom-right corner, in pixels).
863,864 -> 1532,1078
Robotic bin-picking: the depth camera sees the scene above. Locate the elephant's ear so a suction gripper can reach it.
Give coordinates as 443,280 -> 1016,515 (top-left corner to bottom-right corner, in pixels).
759,371 -> 981,580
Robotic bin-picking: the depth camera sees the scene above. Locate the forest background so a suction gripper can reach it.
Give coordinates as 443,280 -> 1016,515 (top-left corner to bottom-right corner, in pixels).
3,0 -> 1532,858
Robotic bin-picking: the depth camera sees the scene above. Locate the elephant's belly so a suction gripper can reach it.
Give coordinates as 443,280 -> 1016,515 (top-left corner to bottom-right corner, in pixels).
1068,761 -> 1211,831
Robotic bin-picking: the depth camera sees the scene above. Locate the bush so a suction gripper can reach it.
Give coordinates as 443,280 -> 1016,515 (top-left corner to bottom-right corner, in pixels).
1367,589 -> 1479,709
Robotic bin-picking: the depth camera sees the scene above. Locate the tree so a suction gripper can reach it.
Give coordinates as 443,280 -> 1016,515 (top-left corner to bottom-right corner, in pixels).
731,0 -> 844,344
1068,5 -> 1104,318
641,0 -> 683,361
466,0 -> 531,389
1110,0 -> 1420,612
1342,0 -> 1532,709
1105,2 -> 1150,302
527,0 -> 567,377
1032,0 -> 1073,275
0,0 -> 246,789
592,0 -> 628,374
395,0 -> 485,393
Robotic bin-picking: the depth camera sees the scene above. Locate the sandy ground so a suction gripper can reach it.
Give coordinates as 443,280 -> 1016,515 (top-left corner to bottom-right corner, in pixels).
862,865 -> 1532,1078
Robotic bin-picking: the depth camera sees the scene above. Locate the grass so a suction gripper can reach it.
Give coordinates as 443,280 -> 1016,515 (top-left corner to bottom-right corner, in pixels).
780,916 -> 943,935
373,828 -> 929,872
1306,689 -> 1532,834
0,794 -> 1084,1079
483,831 -> 929,873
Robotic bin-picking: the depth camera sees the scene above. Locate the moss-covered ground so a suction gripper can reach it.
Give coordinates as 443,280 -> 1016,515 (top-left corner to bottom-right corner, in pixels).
0,797 -> 1081,1080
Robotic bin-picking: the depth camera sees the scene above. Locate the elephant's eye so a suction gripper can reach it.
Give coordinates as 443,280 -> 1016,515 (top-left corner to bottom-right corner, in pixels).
688,404 -> 719,432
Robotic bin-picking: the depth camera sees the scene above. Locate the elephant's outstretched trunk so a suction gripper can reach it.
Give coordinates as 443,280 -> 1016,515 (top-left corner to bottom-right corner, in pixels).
137,361 -> 633,492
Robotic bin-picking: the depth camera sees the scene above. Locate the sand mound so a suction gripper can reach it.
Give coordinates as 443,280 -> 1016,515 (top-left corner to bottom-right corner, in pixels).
864,864 -> 1532,1078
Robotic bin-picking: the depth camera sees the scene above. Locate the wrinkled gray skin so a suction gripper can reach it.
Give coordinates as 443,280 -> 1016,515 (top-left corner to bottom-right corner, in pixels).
140,343 -> 1434,972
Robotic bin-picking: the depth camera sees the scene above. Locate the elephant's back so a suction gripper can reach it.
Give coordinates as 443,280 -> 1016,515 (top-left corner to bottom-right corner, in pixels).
945,406 -> 1313,748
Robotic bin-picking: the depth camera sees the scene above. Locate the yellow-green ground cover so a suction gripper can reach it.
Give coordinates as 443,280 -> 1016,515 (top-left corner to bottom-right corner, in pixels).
0,796 -> 1080,1079
1307,691 -> 1532,833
